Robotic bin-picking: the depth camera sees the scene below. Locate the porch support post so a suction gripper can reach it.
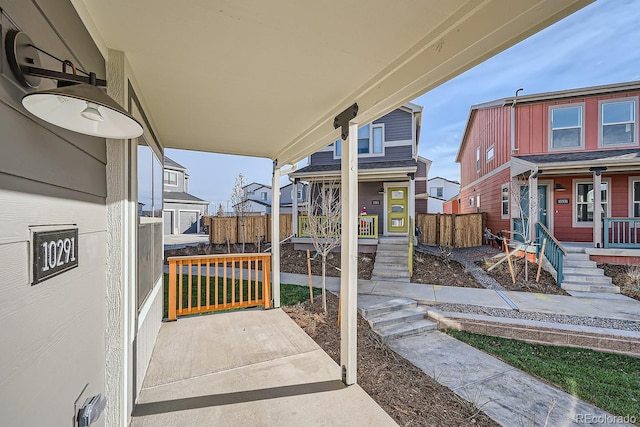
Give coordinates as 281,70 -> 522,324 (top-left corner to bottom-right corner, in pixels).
292,179 -> 299,236
340,121 -> 358,386
271,161 -> 281,308
528,171 -> 539,244
590,167 -> 607,248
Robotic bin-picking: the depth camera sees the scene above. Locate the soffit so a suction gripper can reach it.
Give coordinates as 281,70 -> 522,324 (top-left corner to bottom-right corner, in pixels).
74,0 -> 591,165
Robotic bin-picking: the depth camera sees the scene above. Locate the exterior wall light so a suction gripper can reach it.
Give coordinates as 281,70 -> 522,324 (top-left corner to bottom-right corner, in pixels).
555,183 -> 566,191
5,30 -> 143,139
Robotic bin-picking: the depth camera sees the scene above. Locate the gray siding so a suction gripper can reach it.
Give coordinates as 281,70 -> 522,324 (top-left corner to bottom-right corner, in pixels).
416,199 -> 428,213
358,182 -> 386,234
310,145 -> 413,167
0,2 -> 107,425
416,160 -> 428,178
374,108 -> 412,141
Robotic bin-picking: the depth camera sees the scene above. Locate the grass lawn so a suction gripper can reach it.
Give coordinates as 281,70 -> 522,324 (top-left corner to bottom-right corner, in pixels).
163,273 -> 321,317
447,330 -> 640,420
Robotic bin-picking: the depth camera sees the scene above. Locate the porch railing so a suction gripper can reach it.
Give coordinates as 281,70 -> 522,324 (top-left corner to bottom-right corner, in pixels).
603,217 -> 640,248
298,215 -> 378,239
167,253 -> 271,321
535,222 -> 565,285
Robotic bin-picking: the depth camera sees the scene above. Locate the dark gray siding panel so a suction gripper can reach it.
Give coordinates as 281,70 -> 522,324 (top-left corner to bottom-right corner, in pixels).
374,109 -> 412,141
310,151 -> 336,166
416,199 -> 428,213
358,181 -> 385,234
416,181 -> 427,194
359,146 -> 413,164
416,160 -> 428,178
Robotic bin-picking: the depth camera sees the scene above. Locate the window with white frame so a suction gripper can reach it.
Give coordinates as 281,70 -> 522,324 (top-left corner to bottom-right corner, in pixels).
550,104 -> 584,150
476,194 -> 481,209
476,147 -> 480,171
163,170 -> 177,186
430,187 -> 444,198
261,191 -> 267,201
501,184 -> 509,219
600,98 -> 637,147
297,188 -> 303,200
486,145 -> 495,161
574,180 -> 609,225
632,179 -> 640,217
334,123 -> 384,157
469,197 -> 474,207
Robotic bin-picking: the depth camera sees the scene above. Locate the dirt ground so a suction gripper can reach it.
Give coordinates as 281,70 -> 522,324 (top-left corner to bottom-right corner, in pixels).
600,264 -> 640,301
475,256 -> 570,295
283,293 -> 499,427
411,251 -> 483,288
278,244 -> 376,280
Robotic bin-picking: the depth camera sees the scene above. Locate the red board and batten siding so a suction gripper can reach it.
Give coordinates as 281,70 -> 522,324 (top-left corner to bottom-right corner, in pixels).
460,168 -> 511,236
459,106 -> 511,186
515,91 -> 640,155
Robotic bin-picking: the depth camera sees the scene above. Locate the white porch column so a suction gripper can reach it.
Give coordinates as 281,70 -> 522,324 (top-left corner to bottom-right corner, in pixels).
592,168 -> 604,248
271,163 -> 281,308
340,122 -> 358,386
528,172 -> 538,243
292,179 -> 299,236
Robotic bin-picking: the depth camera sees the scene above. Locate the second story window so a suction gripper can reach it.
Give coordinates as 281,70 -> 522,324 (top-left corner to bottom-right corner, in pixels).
261,191 -> 267,201
486,145 -> 494,161
600,99 -> 637,147
358,124 -> 384,155
430,187 -> 443,198
550,104 -> 583,150
476,147 -> 480,172
163,170 -> 177,186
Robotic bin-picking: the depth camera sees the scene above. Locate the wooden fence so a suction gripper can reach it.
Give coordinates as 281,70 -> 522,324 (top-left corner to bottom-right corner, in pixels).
416,213 -> 485,248
204,214 -> 292,244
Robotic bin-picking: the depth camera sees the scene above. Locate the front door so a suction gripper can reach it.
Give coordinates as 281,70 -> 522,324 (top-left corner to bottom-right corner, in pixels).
386,186 -> 408,234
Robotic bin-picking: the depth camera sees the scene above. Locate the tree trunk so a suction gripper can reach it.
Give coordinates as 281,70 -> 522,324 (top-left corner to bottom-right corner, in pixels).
242,222 -> 246,253
321,255 -> 327,313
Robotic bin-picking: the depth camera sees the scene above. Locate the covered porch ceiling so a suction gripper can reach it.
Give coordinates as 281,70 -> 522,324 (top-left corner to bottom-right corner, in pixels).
73,0 -> 591,166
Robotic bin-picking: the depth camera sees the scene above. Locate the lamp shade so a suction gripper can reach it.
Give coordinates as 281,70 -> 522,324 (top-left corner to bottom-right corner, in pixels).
22,83 -> 143,139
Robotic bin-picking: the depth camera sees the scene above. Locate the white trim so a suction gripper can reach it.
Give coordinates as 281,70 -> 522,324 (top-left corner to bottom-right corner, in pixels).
383,182 -> 410,236
384,139 -> 413,147
572,177 -> 611,228
163,209 -> 175,234
178,209 -> 201,233
461,161 -> 511,191
137,277 -> 162,331
598,96 -> 639,148
476,147 -> 481,172
501,183 -> 509,220
549,103 -> 585,151
630,176 -> 640,218
163,170 -> 178,187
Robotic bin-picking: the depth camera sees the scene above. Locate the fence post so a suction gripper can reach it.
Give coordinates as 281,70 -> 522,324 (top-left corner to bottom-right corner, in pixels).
168,260 -> 177,321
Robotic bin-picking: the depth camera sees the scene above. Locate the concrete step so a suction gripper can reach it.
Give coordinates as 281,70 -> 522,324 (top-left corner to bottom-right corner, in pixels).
375,319 -> 437,343
366,308 -> 426,329
373,263 -> 409,271
375,255 -> 408,263
562,267 -> 604,276
563,273 -> 612,284
563,260 -> 597,268
370,274 -> 411,283
561,281 -> 620,293
358,297 -> 417,318
564,253 -> 590,261
376,248 -> 408,256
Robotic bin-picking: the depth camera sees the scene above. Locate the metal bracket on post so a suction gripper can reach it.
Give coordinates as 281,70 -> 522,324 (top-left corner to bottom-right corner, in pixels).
589,166 -> 607,176
333,103 -> 359,140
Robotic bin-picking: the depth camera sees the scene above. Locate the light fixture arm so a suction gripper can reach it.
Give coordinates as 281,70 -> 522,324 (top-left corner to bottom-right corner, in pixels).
20,64 -> 107,87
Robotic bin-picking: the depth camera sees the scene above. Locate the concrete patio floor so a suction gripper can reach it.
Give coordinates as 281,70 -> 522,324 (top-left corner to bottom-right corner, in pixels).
131,309 -> 396,427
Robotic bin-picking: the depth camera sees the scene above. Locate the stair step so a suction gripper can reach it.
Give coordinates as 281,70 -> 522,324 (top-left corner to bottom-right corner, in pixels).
563,274 -> 612,284
561,281 -> 620,293
562,267 -> 604,276
358,297 -> 417,318
563,260 -> 597,268
375,319 -> 437,342
373,263 -> 409,271
367,308 -> 426,329
375,256 -> 408,263
370,275 -> 411,283
564,253 -> 590,261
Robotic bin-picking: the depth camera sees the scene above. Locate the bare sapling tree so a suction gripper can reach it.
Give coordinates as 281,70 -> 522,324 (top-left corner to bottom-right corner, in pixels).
510,176 -> 544,282
216,203 -> 225,217
304,177 -> 342,313
231,173 -> 250,253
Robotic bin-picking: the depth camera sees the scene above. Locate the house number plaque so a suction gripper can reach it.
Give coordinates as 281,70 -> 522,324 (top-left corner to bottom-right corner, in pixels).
32,228 -> 78,285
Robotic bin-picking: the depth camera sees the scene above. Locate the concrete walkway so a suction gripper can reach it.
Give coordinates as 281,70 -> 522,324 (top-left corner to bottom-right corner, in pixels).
132,309 -> 396,427
280,272 -> 639,426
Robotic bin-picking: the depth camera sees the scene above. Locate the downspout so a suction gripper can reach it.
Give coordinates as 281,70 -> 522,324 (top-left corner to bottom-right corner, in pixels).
511,88 -> 523,154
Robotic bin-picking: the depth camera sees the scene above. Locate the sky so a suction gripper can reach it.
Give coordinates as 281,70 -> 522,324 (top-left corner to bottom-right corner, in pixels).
166,0 -> 640,211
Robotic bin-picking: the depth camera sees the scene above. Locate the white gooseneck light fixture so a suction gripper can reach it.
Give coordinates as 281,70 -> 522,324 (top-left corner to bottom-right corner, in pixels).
5,30 -> 143,139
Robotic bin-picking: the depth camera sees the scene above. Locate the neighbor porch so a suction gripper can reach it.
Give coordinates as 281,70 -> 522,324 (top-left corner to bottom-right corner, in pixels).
130,309 -> 395,427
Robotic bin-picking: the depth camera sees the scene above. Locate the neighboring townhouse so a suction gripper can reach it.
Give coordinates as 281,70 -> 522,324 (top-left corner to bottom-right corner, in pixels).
163,156 -> 209,234
456,81 -> 640,256
427,177 -> 460,213
234,182 -> 309,215
291,103 -> 430,242
280,182 -> 309,214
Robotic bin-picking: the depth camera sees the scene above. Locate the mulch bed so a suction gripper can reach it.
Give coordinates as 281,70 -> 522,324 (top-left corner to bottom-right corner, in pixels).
411,252 -> 483,288
283,293 -> 499,427
475,256 -> 569,296
599,264 -> 640,301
